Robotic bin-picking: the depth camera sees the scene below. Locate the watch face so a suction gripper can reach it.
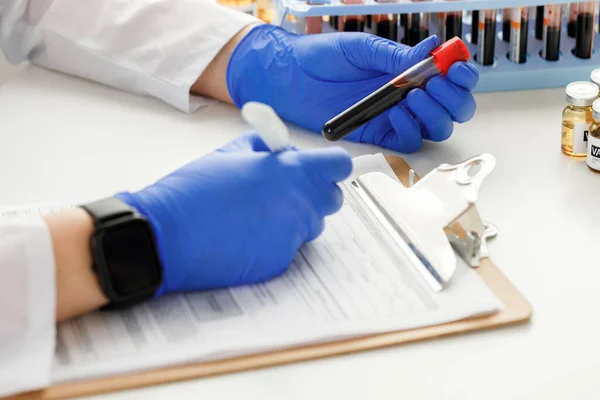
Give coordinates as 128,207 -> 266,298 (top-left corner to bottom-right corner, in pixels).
100,219 -> 162,296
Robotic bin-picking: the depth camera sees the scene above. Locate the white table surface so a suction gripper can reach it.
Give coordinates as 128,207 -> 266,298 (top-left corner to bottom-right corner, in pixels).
1,66 -> 600,400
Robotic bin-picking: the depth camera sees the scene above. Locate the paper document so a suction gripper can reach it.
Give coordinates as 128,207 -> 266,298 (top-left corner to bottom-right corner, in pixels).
0,153 -> 504,384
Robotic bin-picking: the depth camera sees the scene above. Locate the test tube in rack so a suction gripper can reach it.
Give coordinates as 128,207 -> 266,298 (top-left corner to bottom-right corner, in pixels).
541,4 -> 561,61
471,10 -> 479,44
508,7 -> 529,64
340,0 -> 365,32
305,0 -> 323,34
406,0 -> 429,46
445,10 -> 462,40
373,14 -> 398,41
373,0 -> 398,40
435,11 -> 446,42
476,9 -> 496,66
568,3 -> 578,38
535,5 -> 544,40
502,9 -> 511,42
575,2 -> 595,59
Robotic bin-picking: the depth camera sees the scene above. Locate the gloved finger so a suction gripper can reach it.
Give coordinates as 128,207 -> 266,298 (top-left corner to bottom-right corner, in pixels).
446,62 -> 479,91
298,147 -> 353,182
318,184 -> 344,217
341,34 -> 440,76
218,132 -> 271,153
425,76 -> 477,123
306,217 -> 326,242
405,89 -> 454,142
384,104 -> 423,153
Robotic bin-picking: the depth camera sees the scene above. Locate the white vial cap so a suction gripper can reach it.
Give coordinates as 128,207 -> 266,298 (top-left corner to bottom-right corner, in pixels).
591,68 -> 600,87
566,81 -> 599,106
593,98 -> 600,120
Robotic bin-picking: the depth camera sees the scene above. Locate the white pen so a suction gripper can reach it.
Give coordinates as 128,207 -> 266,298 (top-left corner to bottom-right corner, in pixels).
241,102 -> 291,152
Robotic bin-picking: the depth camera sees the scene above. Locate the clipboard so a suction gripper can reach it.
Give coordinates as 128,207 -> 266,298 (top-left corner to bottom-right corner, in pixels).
12,155 -> 532,400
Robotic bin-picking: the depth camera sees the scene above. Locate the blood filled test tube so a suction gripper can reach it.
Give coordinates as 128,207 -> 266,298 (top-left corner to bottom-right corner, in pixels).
542,4 -> 561,61
535,5 -> 544,40
305,17 -> 322,34
340,16 -> 365,31
575,2 -> 595,59
471,10 -> 479,44
329,16 -> 338,29
400,13 -> 407,28
373,14 -> 398,40
445,11 -> 462,40
509,7 -> 529,64
407,12 -> 429,45
339,0 -> 365,32
322,37 -> 470,142
437,12 -> 446,42
476,9 -> 496,66
502,9 -> 511,42
305,0 -> 323,34
568,3 -> 578,38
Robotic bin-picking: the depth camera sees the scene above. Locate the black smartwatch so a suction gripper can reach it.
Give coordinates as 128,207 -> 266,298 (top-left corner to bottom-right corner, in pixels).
81,197 -> 163,308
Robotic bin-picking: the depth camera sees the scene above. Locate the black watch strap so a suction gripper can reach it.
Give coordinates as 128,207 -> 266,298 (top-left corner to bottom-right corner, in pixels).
81,197 -> 135,224
81,197 -> 163,309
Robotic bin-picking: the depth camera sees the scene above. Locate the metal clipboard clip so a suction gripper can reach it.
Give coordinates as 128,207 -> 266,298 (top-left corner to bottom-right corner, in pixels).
350,154 -> 497,292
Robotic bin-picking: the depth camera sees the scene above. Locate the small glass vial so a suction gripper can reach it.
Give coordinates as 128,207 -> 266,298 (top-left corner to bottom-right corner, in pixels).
562,82 -> 599,157
587,99 -> 600,172
591,68 -> 600,91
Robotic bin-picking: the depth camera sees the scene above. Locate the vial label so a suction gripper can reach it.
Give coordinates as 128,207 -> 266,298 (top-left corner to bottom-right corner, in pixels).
587,135 -> 600,170
573,122 -> 590,155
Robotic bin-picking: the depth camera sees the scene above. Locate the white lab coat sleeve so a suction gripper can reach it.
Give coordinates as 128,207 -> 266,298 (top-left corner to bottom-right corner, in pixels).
0,0 -> 259,112
0,216 -> 56,397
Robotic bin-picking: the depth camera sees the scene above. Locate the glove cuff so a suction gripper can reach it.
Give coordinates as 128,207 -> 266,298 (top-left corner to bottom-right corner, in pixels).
226,24 -> 296,108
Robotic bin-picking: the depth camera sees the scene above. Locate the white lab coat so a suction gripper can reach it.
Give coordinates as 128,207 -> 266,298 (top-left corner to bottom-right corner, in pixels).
0,0 -> 256,396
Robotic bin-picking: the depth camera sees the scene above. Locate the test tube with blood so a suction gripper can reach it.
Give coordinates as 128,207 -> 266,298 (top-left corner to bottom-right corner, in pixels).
329,16 -> 338,29
568,3 -> 578,38
508,7 -> 529,64
339,0 -> 365,32
407,12 -> 429,46
542,4 -> 561,61
471,10 -> 479,44
305,0 -> 323,34
476,9 -> 496,66
445,10 -> 462,40
535,5 -> 544,40
502,9 -> 511,42
322,38 -> 470,142
575,1 -> 595,59
373,14 -> 398,40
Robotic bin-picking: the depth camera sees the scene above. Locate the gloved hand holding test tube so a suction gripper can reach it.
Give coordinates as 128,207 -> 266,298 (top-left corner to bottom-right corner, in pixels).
322,37 -> 471,142
227,25 -> 478,154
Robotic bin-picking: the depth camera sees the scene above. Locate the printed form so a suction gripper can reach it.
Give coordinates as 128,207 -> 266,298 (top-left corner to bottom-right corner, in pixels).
1,154 -> 504,384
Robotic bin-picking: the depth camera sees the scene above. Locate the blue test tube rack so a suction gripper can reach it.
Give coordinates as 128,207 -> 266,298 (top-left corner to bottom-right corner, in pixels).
274,0 -> 600,93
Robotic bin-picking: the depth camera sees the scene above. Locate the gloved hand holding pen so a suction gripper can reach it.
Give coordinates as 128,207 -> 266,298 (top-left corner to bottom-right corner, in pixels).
226,25 -> 479,153
117,132 -> 352,295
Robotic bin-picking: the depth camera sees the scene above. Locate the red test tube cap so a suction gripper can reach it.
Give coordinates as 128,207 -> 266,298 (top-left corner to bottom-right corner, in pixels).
431,37 -> 470,75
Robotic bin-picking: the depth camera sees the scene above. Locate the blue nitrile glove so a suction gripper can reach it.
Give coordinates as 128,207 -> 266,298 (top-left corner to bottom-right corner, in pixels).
116,132 -> 352,296
227,25 -> 479,153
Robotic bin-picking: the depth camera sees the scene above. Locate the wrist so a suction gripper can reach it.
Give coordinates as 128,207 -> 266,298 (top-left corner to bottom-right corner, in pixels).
45,208 -> 109,321
226,24 -> 297,108
191,22 -> 264,103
